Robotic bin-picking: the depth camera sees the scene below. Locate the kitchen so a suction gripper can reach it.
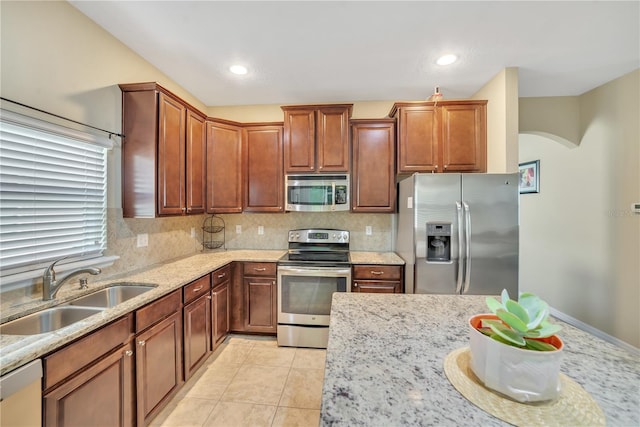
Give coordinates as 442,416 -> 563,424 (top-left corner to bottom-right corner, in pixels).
1,1 -> 639,426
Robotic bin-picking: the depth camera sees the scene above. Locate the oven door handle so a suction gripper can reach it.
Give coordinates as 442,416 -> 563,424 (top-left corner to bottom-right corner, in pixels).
278,267 -> 352,277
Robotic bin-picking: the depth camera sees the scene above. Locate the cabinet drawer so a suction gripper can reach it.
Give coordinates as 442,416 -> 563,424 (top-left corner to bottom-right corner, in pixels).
212,264 -> 231,286
353,265 -> 402,280
243,262 -> 276,277
183,274 -> 211,304
44,314 -> 133,390
136,289 -> 181,333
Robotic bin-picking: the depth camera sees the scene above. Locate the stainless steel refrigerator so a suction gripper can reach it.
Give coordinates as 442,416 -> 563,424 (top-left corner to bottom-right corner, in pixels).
396,173 -> 519,295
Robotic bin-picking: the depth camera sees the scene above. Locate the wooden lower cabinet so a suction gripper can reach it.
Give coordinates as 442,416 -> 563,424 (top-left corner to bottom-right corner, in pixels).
136,310 -> 183,426
183,294 -> 211,380
352,265 -> 404,294
44,342 -> 135,427
243,262 -> 277,333
212,281 -> 229,347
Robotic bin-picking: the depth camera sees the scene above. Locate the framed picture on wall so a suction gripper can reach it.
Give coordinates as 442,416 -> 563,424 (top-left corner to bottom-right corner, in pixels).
518,160 -> 540,194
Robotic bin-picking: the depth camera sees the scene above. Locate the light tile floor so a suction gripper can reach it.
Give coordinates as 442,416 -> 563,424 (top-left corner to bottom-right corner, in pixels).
150,335 -> 326,427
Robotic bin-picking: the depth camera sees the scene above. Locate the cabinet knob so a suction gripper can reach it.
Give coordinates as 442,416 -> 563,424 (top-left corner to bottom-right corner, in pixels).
354,283 -> 358,287
124,350 -> 133,357
182,207 -> 186,212
207,295 -> 212,300
444,165 -> 448,170
138,340 -> 146,347
212,292 -> 217,297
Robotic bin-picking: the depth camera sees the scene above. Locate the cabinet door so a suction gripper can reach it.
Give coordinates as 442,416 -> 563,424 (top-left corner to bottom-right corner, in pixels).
244,277 -> 277,333
316,107 -> 350,172
183,294 -> 211,380
206,121 -> 243,213
352,281 -> 402,293
136,311 -> 183,426
244,125 -> 284,212
212,282 -> 229,348
283,108 -> 315,172
44,343 -> 135,427
186,109 -> 206,214
157,93 -> 186,215
440,102 -> 487,172
397,106 -> 438,173
351,120 -> 396,212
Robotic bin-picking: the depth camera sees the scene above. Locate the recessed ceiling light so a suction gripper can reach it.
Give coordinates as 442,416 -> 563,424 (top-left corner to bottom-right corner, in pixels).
229,65 -> 248,75
436,54 -> 458,66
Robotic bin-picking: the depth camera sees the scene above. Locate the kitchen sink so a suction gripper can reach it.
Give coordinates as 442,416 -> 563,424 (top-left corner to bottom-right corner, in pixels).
67,283 -> 156,308
0,306 -> 104,336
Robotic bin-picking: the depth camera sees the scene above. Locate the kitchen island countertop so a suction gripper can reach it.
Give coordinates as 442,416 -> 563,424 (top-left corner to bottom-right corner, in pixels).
321,293 -> 639,426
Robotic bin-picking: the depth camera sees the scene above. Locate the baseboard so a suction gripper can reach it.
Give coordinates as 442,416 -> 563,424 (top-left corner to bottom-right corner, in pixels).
550,307 -> 640,356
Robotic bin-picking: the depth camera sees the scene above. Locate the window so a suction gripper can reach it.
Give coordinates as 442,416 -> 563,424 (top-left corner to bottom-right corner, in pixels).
0,109 -> 112,283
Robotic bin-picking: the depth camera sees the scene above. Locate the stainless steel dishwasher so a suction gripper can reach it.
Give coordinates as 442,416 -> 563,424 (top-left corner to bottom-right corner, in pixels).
0,359 -> 42,427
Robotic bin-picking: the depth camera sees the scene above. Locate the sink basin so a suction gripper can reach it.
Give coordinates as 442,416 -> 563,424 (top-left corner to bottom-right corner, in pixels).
68,283 -> 156,308
0,306 -> 104,336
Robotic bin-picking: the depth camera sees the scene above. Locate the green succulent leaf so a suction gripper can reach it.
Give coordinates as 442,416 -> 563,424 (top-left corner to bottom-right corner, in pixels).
500,289 -> 511,305
529,322 -> 563,338
524,338 -> 558,351
496,309 -> 529,333
490,333 -> 519,347
485,296 -> 504,314
505,299 -> 530,324
526,305 -> 549,330
488,322 -> 526,346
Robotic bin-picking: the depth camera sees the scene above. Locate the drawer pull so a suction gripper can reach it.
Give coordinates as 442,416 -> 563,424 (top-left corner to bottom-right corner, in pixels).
124,350 -> 133,357
217,272 -> 226,279
193,286 -> 203,292
254,267 -> 266,272
370,271 -> 384,275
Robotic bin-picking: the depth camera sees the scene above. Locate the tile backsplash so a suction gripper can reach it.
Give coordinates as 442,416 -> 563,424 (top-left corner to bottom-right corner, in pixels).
101,209 -> 394,278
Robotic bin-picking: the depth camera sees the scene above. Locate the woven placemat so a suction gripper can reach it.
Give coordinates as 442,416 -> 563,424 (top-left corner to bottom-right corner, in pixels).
443,347 -> 605,426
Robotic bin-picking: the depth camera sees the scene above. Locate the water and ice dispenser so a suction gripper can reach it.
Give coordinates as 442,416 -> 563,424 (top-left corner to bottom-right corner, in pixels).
426,222 -> 451,262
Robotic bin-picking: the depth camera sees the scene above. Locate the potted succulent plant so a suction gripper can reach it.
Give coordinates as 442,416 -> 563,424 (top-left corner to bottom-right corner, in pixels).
468,289 -> 564,403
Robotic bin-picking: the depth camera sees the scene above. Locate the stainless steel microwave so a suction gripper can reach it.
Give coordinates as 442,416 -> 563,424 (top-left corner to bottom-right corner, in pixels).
285,174 -> 350,212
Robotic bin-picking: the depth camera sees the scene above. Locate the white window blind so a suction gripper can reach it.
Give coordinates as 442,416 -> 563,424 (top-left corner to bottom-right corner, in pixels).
0,109 -> 112,278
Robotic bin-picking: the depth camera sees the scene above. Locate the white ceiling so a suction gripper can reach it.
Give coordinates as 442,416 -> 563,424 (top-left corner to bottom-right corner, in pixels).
70,1 -> 639,107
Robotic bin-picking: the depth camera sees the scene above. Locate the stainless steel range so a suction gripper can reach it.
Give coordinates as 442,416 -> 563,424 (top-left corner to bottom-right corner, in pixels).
277,229 -> 351,348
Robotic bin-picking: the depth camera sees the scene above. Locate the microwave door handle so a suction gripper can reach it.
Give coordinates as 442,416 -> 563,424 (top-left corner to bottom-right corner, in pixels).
331,182 -> 336,210
455,201 -> 464,294
462,202 -> 471,294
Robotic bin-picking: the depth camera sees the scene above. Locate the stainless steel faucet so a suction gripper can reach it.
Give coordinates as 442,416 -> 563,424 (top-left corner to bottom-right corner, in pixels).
42,257 -> 101,300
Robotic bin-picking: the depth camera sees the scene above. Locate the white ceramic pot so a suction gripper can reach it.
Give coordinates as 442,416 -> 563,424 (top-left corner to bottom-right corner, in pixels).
468,314 -> 564,403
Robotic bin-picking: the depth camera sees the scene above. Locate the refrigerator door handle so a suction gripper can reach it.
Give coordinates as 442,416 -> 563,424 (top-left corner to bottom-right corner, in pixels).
455,201 -> 464,294
463,202 -> 472,294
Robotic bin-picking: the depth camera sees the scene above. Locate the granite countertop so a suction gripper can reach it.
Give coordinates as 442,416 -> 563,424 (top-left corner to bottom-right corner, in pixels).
0,250 -> 402,376
321,293 -> 640,426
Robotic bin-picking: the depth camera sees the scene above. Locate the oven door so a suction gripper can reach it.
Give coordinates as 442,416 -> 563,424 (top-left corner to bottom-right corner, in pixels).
277,266 -> 351,326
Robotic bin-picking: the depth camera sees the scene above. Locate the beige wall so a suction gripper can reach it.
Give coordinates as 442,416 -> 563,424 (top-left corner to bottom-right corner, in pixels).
472,67 -> 520,173
519,97 -> 581,146
519,69 -> 640,347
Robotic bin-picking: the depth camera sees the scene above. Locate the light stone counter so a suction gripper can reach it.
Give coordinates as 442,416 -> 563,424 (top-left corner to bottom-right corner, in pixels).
321,293 -> 640,426
349,251 -> 404,265
0,250 -> 284,376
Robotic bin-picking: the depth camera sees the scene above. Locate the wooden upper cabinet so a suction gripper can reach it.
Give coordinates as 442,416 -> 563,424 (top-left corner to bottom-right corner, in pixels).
120,82 -> 207,217
243,124 -> 284,212
439,102 -> 486,173
186,109 -> 206,214
282,104 -> 352,173
390,100 -> 487,174
351,119 -> 396,213
206,120 -> 243,213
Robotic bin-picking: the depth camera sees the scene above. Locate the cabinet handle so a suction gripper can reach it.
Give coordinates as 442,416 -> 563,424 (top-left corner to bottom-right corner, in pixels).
193,286 -> 203,292
370,271 -> 384,275
124,350 -> 133,357
217,273 -> 226,279
207,295 -> 212,300
212,292 -> 217,297
444,165 -> 448,170
182,207 -> 186,212
272,281 -> 275,285
138,340 -> 146,347
254,267 -> 266,272
354,283 -> 358,287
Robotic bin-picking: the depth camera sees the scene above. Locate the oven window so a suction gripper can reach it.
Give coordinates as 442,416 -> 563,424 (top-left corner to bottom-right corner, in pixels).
280,275 -> 347,316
